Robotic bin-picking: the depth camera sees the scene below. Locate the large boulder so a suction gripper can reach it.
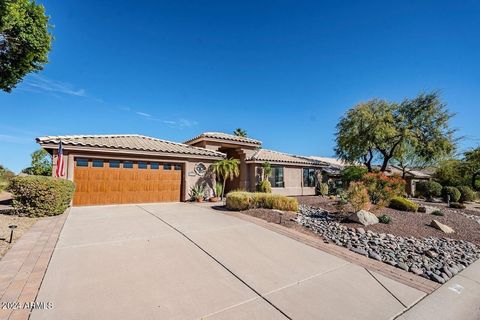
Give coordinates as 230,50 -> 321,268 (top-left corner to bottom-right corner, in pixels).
348,210 -> 379,226
430,220 -> 455,234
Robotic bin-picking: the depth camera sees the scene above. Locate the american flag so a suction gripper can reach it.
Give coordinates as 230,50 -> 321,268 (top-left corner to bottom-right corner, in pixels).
56,141 -> 65,177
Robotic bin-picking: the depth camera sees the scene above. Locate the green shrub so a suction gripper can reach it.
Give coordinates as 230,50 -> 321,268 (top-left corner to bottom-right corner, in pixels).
0,180 -> 8,192
226,192 -> 298,212
388,196 -> 419,212
346,182 -> 371,213
431,210 -> 444,216
7,176 -> 75,217
416,181 -> 442,200
457,186 -> 476,203
340,166 -> 368,184
317,182 -> 329,196
449,202 -> 466,209
378,214 -> 391,224
362,172 -> 405,206
215,182 -> 223,198
258,180 -> 272,193
441,186 -> 461,203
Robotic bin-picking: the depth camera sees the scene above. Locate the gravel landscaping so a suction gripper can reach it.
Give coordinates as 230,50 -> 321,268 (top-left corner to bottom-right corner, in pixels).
297,204 -> 480,284
0,213 -> 38,258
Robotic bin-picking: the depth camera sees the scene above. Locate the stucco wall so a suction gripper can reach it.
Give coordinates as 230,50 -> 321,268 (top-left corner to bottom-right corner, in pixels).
250,164 -> 316,196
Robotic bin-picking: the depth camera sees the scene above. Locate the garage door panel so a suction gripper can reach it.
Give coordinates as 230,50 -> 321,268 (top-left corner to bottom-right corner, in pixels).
73,160 -> 182,206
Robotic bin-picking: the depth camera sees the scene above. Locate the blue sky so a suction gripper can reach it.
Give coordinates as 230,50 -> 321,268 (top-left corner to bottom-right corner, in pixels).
1,0 -> 479,173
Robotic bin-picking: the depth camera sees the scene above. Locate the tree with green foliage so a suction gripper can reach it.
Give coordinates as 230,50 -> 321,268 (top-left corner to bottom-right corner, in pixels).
340,166 -> 368,184
22,148 -> 52,176
0,164 -> 14,191
434,159 -> 465,187
464,147 -> 480,190
233,128 -> 247,137
335,92 -> 455,172
211,158 -> 240,200
0,0 -> 53,92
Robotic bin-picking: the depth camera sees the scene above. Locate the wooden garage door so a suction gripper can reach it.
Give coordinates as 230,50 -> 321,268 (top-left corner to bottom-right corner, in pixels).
73,158 -> 182,206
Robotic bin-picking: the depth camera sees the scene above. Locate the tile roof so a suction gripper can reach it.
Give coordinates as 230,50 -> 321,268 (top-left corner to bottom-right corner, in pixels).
309,156 -> 352,168
246,149 -> 326,166
184,132 -> 262,145
36,134 -> 225,158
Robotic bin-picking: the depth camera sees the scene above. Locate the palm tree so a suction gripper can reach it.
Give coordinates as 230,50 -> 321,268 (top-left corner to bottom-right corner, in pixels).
233,128 -> 247,137
261,161 -> 272,181
211,158 -> 240,199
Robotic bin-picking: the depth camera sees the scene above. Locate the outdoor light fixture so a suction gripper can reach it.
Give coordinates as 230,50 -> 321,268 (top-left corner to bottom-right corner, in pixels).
8,225 -> 17,244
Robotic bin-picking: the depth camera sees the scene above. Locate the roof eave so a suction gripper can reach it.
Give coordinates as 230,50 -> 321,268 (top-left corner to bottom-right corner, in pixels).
37,142 -> 226,160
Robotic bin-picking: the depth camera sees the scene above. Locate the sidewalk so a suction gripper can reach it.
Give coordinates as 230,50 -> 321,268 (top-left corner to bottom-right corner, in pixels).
398,258 -> 480,320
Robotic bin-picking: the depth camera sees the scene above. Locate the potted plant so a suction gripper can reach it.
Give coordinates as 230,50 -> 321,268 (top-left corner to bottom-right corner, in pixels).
189,185 -> 205,202
209,182 -> 223,202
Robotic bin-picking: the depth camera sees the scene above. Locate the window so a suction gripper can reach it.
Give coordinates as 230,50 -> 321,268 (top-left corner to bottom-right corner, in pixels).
303,168 -> 316,187
76,158 -> 88,167
163,163 -> 172,170
138,162 -> 147,169
92,159 -> 104,168
174,164 -> 182,171
150,162 -> 159,169
123,161 -> 133,169
268,166 -> 284,188
109,160 -> 120,168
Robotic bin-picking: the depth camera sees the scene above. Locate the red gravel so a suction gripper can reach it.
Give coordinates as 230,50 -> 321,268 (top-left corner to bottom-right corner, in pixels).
295,196 -> 480,246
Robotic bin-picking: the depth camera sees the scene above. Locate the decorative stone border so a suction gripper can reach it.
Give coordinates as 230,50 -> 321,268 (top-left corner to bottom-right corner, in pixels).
0,210 -> 69,320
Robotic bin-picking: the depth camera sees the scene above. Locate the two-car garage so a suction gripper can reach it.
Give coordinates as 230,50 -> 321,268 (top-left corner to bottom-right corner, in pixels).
73,158 -> 183,206
36,134 -> 226,206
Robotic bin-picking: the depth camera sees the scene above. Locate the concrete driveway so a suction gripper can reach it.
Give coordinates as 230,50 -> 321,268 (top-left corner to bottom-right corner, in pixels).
32,203 -> 425,320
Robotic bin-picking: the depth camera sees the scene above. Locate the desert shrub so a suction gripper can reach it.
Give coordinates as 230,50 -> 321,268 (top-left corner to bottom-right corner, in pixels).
317,182 -> 329,196
340,166 -> 368,184
449,202 -> 466,209
7,176 -> 75,217
431,210 -> 444,216
457,186 -> 476,203
226,192 -> 298,212
441,186 -> 461,203
417,206 -> 427,213
416,181 -> 442,200
258,180 -> 272,193
378,214 -> 391,224
346,182 -> 371,213
362,172 -> 405,206
388,196 -> 419,212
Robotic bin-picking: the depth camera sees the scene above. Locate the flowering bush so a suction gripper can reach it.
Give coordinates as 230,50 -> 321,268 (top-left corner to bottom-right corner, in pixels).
361,172 -> 405,206
346,182 -> 371,213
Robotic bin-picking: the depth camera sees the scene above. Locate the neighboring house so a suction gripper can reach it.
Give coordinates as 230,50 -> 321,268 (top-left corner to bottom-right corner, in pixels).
37,132 -> 327,206
373,165 -> 432,196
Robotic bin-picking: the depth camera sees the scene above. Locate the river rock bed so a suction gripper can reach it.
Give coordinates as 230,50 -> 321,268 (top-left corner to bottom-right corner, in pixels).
297,205 -> 480,284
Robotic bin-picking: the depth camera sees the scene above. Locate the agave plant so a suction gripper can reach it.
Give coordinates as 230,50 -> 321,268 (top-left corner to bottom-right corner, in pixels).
189,184 -> 205,201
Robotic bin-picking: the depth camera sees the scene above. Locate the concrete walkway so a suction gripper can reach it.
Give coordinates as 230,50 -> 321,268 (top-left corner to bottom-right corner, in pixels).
29,203 -> 426,320
398,258 -> 480,320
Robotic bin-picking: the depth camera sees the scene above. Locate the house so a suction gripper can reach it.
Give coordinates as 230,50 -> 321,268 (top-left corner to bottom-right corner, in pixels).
37,132 -> 327,206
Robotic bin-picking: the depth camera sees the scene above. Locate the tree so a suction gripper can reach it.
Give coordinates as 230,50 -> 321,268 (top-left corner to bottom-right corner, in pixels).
464,147 -> 480,190
392,141 -> 432,178
261,161 -> 272,181
335,92 -> 455,172
22,148 -> 52,176
233,128 -> 247,137
0,0 -> 52,92
211,158 -> 240,200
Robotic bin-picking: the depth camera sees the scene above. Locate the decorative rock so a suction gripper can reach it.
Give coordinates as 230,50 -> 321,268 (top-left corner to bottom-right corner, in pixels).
350,247 -> 368,256
348,210 -> 379,226
397,262 -> 409,272
369,252 -> 382,261
296,205 -> 480,284
430,220 -> 455,234
356,228 -> 366,235
411,267 -> 424,275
